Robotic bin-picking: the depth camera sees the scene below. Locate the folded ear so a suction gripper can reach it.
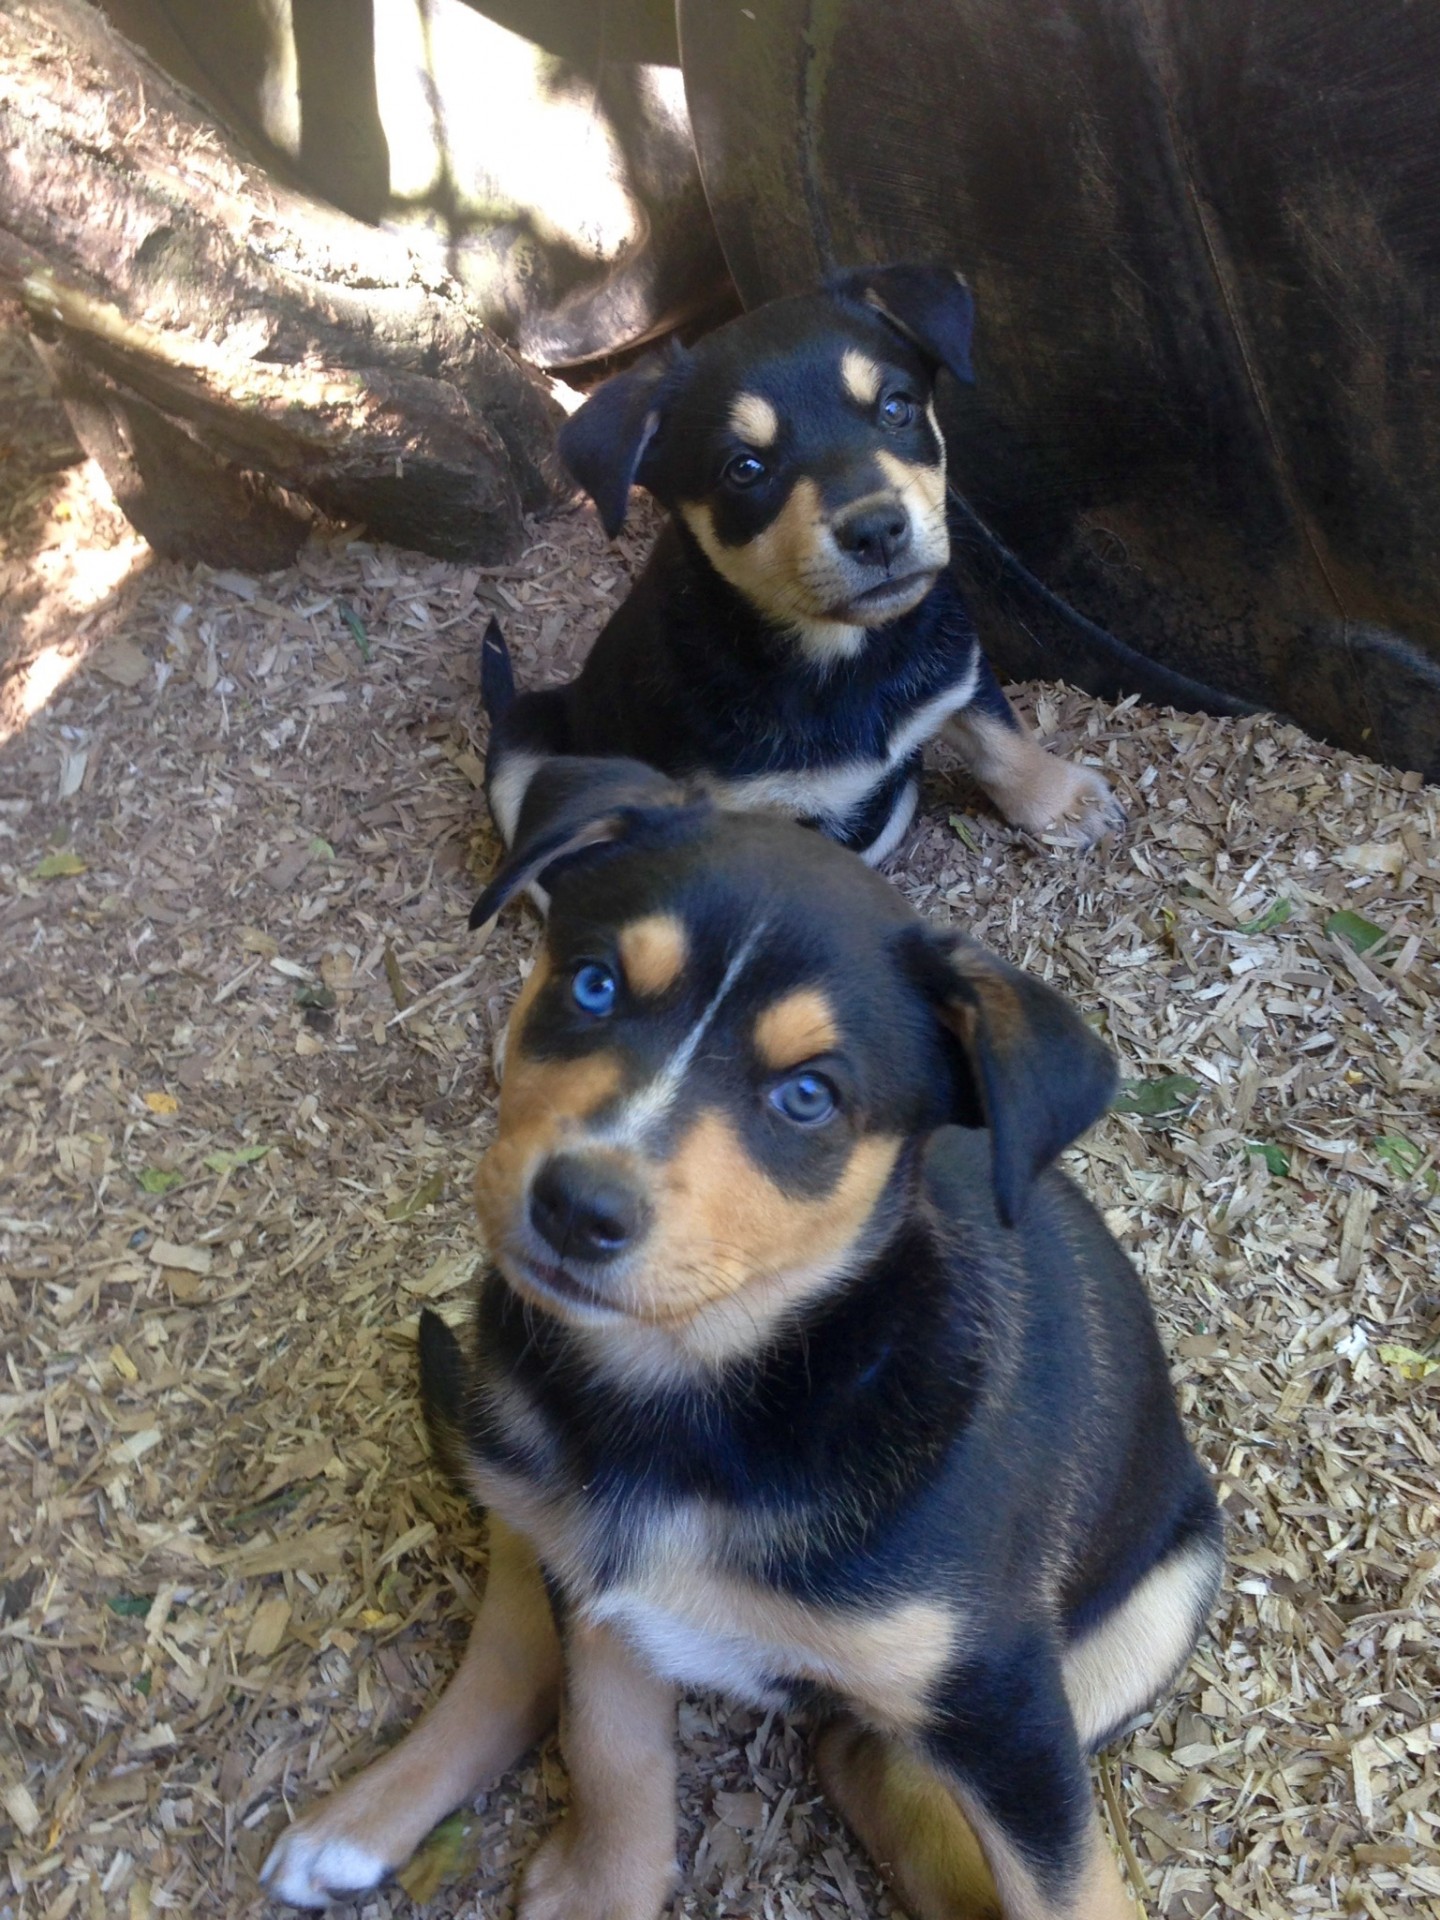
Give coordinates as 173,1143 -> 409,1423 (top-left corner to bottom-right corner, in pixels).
557,348 -> 685,537
469,756 -> 704,930
830,263 -> 976,386
907,928 -> 1116,1226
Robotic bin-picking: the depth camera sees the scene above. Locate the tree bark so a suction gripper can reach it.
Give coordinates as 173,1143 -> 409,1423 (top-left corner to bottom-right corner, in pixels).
0,0 -> 568,568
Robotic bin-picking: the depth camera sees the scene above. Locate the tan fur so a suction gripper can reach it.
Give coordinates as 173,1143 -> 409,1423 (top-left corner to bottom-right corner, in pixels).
633,1112 -> 899,1325
753,986 -> 840,1070
680,491 -> 867,662
816,1716 -> 1001,1920
618,913 -> 688,998
265,1518 -> 560,1885
841,349 -> 883,406
728,391 -> 779,447
946,708 -> 1117,844
876,445 -> 948,520
1062,1537 -> 1219,1749
519,1619 -> 679,1920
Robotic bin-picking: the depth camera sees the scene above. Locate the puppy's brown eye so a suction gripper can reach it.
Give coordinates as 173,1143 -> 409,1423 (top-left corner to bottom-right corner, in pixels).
879,393 -> 915,428
724,452 -> 768,488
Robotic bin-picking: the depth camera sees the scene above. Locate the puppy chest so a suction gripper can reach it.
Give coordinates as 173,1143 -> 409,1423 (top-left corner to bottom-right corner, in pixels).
580,1509 -> 963,1730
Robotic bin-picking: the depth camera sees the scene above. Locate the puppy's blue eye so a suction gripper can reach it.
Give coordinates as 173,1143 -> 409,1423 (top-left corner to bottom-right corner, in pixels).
770,1072 -> 838,1125
724,452 -> 768,488
571,963 -> 617,1016
879,393 -> 915,428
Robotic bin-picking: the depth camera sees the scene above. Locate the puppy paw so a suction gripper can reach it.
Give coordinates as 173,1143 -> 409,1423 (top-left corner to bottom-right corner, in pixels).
520,1826 -> 675,1920
260,1813 -> 393,1909
1002,754 -> 1124,849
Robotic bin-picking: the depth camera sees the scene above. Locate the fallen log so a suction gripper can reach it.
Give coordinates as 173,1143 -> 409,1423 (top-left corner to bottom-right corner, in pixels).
0,0 -> 567,568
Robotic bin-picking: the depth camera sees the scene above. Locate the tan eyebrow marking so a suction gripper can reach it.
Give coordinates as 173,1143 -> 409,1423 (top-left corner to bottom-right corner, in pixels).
728,392 -> 779,447
754,987 -> 840,1071
841,349 -> 883,407
617,914 -> 689,998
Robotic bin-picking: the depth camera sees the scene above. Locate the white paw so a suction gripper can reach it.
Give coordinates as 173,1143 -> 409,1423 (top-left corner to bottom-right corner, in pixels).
260,1822 -> 392,1909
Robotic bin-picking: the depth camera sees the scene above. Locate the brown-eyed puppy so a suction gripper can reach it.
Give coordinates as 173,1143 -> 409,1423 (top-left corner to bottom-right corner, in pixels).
483,263 -> 1123,871
262,760 -> 1220,1920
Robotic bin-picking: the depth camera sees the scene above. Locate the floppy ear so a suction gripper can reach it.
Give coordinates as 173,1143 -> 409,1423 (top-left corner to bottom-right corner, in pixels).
469,757 -> 704,930
830,263 -> 976,386
557,348 -> 685,537
908,928 -> 1117,1226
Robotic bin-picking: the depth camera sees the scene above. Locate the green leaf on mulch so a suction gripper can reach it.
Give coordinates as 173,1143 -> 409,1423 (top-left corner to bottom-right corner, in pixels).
203,1143 -> 271,1175
1239,896 -> 1291,934
386,1169 -> 446,1222
106,1593 -> 153,1618
35,851 -> 87,878
337,601 -> 371,662
1112,1074 -> 1202,1117
396,1812 -> 482,1903
948,813 -> 980,851
1374,1135 -> 1424,1180
136,1168 -> 185,1194
1246,1140 -> 1290,1177
1325,909 -> 1384,955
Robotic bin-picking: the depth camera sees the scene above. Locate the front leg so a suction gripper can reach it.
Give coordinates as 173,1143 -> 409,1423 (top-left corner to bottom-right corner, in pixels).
920,1643 -> 1140,1920
947,656 -> 1123,849
261,1518 -> 561,1908
520,1618 -> 678,1920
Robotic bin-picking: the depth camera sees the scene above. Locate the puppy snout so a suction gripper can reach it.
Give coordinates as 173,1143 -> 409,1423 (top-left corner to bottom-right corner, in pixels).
529,1154 -> 650,1265
833,500 -> 911,569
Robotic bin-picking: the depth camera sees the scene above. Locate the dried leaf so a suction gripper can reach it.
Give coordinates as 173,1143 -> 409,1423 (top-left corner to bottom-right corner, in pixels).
1377,1344 -> 1440,1383
147,1240 -> 212,1274
142,1091 -> 179,1115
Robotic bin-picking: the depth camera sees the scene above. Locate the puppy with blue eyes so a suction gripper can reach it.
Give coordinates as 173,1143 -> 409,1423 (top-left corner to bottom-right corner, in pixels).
483,262 -> 1124,867
263,759 -> 1219,1920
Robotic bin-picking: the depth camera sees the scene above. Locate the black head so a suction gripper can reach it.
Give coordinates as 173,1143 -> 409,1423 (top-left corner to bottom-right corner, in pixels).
558,264 -> 975,666
470,759 -> 1115,1371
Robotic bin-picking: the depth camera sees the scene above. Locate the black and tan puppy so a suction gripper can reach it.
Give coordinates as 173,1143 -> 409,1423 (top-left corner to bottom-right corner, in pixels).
263,761 -> 1219,1920
484,263 -> 1124,867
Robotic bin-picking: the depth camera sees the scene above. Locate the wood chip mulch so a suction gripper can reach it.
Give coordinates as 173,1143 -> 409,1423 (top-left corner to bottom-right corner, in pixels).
1,332 -> 1437,1920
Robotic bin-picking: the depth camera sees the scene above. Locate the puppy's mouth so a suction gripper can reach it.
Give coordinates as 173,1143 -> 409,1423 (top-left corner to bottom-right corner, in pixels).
499,1244 -> 627,1320
827,569 -> 937,625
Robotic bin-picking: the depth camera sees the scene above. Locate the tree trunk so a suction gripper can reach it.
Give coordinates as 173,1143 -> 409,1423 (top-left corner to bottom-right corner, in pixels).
0,0 -> 568,569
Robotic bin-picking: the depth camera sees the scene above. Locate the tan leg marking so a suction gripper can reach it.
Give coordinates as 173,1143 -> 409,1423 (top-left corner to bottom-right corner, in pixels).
260,1518 -> 561,1908
816,1715 -> 1001,1920
951,1790 -> 1139,1920
1062,1536 -> 1220,1751
520,1619 -> 678,1920
946,708 -> 1123,849
819,1715 -> 1141,1920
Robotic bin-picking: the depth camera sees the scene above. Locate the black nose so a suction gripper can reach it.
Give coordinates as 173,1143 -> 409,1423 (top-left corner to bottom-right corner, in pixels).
528,1154 -> 648,1265
833,502 -> 911,569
